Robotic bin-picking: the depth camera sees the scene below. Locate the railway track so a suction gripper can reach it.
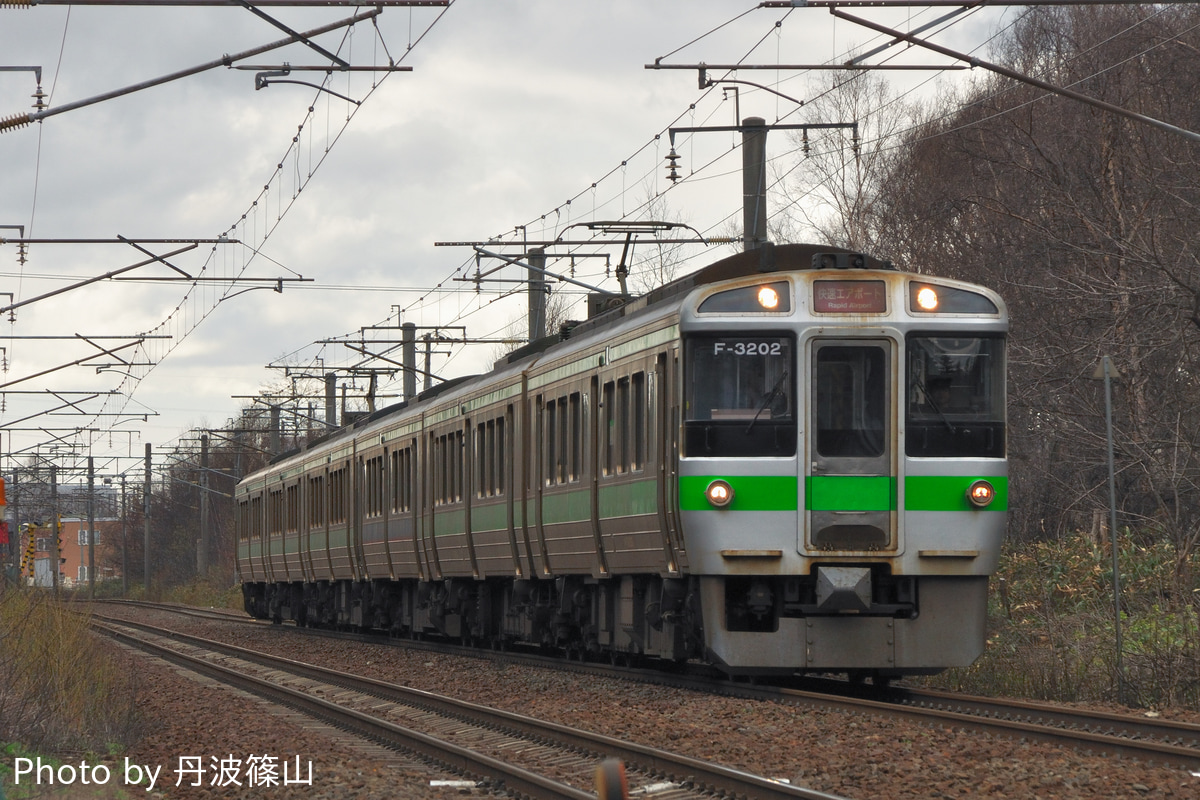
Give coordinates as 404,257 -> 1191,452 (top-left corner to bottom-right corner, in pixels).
99,600 -> 1200,772
92,613 -> 845,800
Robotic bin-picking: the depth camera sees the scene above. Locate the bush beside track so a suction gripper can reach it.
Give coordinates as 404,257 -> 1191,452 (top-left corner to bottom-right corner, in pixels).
922,528 -> 1200,710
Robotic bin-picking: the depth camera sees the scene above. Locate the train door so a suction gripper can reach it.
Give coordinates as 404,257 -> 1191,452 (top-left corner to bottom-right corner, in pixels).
806,339 -> 896,553
422,430 -> 443,579
652,352 -> 681,574
351,456 -> 365,582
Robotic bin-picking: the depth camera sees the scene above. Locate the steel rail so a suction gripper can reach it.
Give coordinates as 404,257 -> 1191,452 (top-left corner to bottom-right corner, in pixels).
93,613 -> 846,800
94,620 -> 596,800
101,602 -> 1200,770
894,686 -> 1200,748
773,685 -> 1200,769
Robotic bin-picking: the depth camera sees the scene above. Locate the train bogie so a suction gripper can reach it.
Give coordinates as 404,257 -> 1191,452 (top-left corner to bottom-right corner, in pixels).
237,243 -> 1008,677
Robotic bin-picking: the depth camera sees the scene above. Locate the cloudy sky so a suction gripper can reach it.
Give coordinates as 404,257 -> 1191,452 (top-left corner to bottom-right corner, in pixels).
0,0 -> 1008,480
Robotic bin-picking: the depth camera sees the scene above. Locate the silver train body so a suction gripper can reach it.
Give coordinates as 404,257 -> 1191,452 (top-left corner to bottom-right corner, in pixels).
237,244 -> 1008,678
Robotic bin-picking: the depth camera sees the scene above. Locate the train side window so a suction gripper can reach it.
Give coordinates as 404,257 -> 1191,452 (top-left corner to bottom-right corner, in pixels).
437,436 -> 444,504
569,392 -> 582,482
390,449 -> 401,511
477,421 -> 488,497
308,475 -> 324,526
443,434 -> 451,505
250,496 -> 262,540
268,489 -> 281,536
453,430 -> 464,502
631,372 -> 646,471
434,433 -> 458,505
475,417 -> 505,497
434,432 -> 463,505
487,421 -> 496,494
237,500 -> 247,542
496,416 -> 506,495
391,449 -> 400,511
285,484 -> 299,533
557,397 -> 568,483
616,377 -> 630,474
543,399 -> 556,486
602,381 -> 616,476
391,445 -> 413,512
329,467 -> 347,525
364,456 -> 384,518
446,434 -> 455,502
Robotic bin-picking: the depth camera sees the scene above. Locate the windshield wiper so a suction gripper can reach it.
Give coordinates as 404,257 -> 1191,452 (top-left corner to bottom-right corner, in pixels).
746,370 -> 788,434
916,378 -> 958,435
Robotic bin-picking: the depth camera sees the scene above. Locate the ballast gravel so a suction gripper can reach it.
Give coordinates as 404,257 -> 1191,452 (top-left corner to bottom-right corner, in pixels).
95,606 -> 1200,800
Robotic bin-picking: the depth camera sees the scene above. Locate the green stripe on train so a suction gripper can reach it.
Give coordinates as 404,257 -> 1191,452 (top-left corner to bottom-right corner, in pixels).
678,475 -> 799,511
904,475 -> 1008,512
807,475 -> 893,511
679,474 -> 1007,512
599,479 -> 657,517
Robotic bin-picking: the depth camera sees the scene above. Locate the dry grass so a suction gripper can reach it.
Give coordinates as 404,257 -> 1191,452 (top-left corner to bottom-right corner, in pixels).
0,590 -> 141,754
924,531 -> 1200,709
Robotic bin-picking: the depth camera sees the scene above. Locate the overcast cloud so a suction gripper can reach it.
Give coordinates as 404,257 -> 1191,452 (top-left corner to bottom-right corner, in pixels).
0,0 -> 1005,477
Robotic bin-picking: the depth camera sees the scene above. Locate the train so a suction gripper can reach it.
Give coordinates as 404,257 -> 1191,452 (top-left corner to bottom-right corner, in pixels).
236,242 -> 1008,681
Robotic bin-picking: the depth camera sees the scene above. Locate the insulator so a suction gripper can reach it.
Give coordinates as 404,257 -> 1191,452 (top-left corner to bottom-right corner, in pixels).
665,147 -> 682,184
31,85 -> 46,111
0,113 -> 32,133
2,0 -> 34,7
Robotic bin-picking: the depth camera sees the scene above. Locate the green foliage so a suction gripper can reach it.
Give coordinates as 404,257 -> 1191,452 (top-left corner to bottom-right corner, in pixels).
926,530 -> 1200,709
161,579 -> 242,611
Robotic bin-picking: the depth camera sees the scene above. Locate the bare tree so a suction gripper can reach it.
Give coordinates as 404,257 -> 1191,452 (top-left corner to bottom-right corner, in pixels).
776,68 -> 919,253
856,5 -> 1200,580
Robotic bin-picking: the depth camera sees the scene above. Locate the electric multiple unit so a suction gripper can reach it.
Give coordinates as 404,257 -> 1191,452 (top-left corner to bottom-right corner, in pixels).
237,243 -> 1007,680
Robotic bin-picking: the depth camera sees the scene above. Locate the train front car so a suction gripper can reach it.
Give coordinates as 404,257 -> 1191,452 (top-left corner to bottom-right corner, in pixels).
679,247 -> 1007,680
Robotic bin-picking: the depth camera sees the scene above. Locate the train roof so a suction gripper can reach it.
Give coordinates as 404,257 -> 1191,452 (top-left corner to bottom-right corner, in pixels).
253,243 -> 976,471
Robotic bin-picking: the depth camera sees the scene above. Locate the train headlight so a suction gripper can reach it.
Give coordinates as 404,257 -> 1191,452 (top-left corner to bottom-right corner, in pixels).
757,285 -> 781,310
916,286 -> 939,311
966,479 -> 996,508
705,479 -> 735,508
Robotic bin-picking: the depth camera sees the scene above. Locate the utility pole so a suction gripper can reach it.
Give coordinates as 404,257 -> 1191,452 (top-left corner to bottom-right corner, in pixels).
527,247 -> 547,341
325,372 -> 337,429
87,456 -> 95,598
143,443 -> 151,596
666,117 -> 858,252
121,477 -> 128,595
9,471 -> 18,582
198,434 -> 209,577
742,117 -> 769,252
402,322 -> 416,401
49,464 -> 59,596
269,405 -> 281,454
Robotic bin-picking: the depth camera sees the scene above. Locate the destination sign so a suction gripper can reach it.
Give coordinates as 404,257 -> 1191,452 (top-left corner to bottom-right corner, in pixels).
812,280 -> 887,314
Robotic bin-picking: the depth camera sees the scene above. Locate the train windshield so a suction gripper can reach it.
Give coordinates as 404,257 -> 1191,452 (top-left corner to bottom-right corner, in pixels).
906,335 -> 1005,458
683,334 -> 796,457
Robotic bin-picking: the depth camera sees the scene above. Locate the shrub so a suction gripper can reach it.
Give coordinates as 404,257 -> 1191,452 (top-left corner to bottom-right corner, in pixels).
0,589 -> 141,752
924,530 -> 1200,709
